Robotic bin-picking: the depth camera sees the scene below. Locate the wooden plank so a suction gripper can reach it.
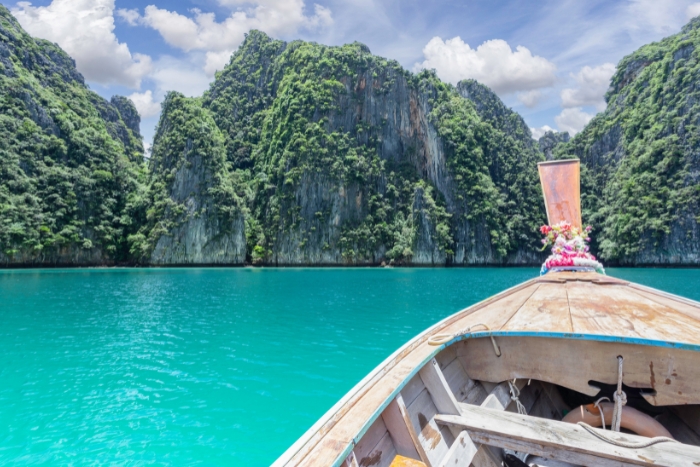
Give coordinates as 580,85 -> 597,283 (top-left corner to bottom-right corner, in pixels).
434,345 -> 458,370
353,417 -> 390,466
341,451 -> 359,467
419,358 -> 477,451
382,398 -> 421,460
440,358 -> 476,403
501,282 -> 573,333
355,431 -> 397,467
447,284 -> 540,335
419,359 -> 462,417
567,281 -> 700,343
435,405 -> 700,467
470,380 -> 527,467
405,389 -> 452,467
460,335 -> 700,406
477,380 -> 525,411
471,449 -> 501,467
401,374 -> 426,408
436,431 -> 477,467
630,286 -> 700,326
395,393 -> 433,467
538,381 -> 570,419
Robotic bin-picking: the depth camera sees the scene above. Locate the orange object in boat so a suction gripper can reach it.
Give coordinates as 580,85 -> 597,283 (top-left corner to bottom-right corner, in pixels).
388,455 -> 427,467
562,402 -> 673,439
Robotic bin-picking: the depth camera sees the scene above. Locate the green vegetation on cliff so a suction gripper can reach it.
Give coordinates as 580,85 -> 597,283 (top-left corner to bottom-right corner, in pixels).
13,7 -> 700,266
555,18 -> 700,263
129,92 -> 248,260
0,5 -> 145,264
176,32 -> 545,264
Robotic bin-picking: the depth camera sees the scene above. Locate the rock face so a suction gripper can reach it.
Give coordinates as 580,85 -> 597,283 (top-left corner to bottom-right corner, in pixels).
0,5 -> 145,267
538,131 -> 570,160
137,93 -> 247,265
143,31 -> 547,266
5,4 -> 700,267
554,17 -> 700,265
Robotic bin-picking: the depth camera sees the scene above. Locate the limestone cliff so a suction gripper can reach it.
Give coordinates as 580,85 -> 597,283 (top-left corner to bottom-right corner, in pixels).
145,31 -> 547,266
0,5 -> 145,266
554,17 -> 700,265
133,93 -> 246,265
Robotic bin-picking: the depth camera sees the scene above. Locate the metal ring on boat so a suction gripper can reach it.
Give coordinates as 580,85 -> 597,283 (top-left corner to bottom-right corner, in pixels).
562,402 -> 673,438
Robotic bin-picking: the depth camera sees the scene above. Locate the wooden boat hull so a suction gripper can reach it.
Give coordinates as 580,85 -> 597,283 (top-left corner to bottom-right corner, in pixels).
273,272 -> 700,467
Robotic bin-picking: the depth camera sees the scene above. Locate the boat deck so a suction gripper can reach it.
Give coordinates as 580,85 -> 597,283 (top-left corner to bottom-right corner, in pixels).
274,272 -> 700,466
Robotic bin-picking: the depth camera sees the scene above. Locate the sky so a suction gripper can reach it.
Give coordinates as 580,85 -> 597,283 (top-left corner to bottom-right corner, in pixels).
8,0 -> 700,150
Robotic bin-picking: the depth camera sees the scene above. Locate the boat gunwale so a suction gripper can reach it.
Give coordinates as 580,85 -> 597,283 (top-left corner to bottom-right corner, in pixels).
272,275 -> 700,466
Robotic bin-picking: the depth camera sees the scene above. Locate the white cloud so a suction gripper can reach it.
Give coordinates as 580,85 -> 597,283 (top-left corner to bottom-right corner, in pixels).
555,108 -> 593,135
116,8 -> 140,26
414,36 -> 557,94
12,0 -> 152,88
127,1 -> 332,76
128,90 -> 161,118
687,2 -> 700,18
530,125 -> 555,140
149,55 -> 214,98
561,63 -> 615,111
204,50 -> 235,77
517,90 -> 543,108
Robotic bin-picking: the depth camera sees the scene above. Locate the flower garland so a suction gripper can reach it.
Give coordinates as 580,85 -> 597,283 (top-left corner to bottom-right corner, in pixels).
539,222 -> 605,275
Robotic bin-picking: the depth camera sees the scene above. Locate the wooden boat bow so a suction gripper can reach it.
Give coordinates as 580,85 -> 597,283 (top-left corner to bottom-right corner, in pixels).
273,272 -> 700,467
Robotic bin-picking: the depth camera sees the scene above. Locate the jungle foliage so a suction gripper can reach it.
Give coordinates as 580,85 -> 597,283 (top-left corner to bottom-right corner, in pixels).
554,17 -> 700,262
189,32 -> 546,264
0,6 -> 146,263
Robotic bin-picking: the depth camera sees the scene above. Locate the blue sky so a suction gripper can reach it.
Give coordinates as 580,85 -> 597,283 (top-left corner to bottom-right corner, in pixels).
8,0 -> 700,148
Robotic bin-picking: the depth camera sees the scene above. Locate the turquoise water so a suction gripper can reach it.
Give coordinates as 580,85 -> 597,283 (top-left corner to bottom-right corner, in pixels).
1,267 -> 699,466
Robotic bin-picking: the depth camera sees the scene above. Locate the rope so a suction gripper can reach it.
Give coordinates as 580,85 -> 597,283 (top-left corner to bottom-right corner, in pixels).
428,324 -> 501,357
577,422 -> 678,448
593,397 -> 610,430
508,379 -> 527,415
611,356 -> 627,432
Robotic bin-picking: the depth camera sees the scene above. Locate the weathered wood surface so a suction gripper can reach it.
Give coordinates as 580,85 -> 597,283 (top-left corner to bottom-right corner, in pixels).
352,417 -> 393,467
382,398 -> 421,461
418,359 -> 479,462
436,405 -> 700,467
341,451 -> 358,467
436,431 -> 476,467
501,282 -> 572,332
460,336 -> 700,406
464,380 -> 528,467
566,282 -> 700,342
275,272 -> 700,466
395,393 -> 432,466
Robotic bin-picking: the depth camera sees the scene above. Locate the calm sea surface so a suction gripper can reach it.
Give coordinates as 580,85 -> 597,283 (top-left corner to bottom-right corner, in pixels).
1,267 -> 699,466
